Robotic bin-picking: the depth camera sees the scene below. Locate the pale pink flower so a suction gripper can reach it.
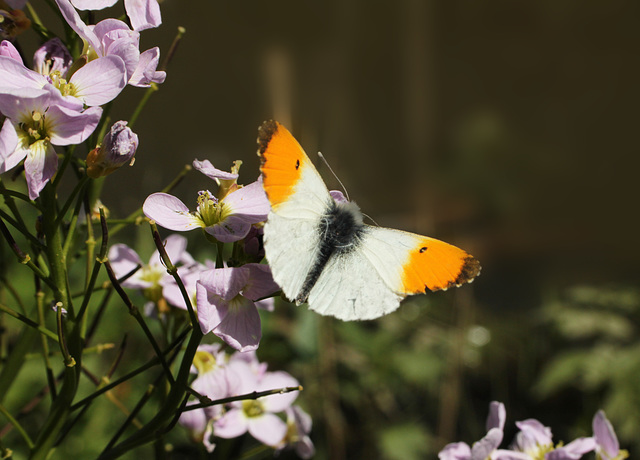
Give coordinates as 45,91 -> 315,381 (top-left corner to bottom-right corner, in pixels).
108,234 -> 195,312
196,263 -> 279,351
55,0 -> 165,86
143,162 -> 269,243
0,88 -> 101,198
0,42 -> 127,108
213,359 -> 299,447
70,0 -> 161,31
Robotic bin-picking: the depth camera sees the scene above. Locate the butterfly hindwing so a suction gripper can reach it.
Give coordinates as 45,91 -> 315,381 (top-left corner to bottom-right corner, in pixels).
307,241 -> 403,320
359,227 -> 481,295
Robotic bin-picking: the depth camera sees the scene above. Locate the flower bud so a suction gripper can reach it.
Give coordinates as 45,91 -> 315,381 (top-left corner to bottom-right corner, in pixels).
86,121 -> 138,179
0,39 -> 21,61
33,37 -> 73,77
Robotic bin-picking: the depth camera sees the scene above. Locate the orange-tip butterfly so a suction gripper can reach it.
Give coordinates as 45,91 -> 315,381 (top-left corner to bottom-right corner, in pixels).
258,120 -> 480,321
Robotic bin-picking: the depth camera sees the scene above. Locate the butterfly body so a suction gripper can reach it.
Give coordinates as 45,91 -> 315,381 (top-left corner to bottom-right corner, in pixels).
258,120 -> 480,321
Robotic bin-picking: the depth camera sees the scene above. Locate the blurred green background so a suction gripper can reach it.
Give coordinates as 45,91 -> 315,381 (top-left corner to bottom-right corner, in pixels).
3,0 -> 640,458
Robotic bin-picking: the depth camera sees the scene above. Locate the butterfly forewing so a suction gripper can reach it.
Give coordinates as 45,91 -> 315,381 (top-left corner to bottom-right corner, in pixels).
258,121 -> 333,302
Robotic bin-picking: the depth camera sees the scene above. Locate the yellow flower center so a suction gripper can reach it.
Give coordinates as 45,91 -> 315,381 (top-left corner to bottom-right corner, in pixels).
242,400 -> 265,418
193,350 -> 218,374
18,110 -> 50,146
139,266 -> 164,302
196,191 -> 231,227
49,71 -> 77,98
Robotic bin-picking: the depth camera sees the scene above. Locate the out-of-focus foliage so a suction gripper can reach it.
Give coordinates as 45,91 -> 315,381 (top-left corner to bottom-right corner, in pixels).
536,285 -> 640,450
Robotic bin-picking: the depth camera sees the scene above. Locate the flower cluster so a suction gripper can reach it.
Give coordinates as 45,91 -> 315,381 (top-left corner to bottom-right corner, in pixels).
439,402 -> 628,460
0,0 -> 164,199
110,160 -> 279,352
178,344 -> 314,457
0,1 -> 319,458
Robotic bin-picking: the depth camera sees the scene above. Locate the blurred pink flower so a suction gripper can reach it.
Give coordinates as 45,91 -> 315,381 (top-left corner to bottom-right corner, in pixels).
439,401 -> 506,460
593,411 -> 627,460
279,406 -> 315,459
213,359 -> 299,447
179,344 -> 238,454
108,234 -> 195,312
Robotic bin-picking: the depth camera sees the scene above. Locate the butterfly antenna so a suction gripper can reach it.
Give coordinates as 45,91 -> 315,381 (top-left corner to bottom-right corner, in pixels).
317,151 -> 350,202
363,212 -> 380,227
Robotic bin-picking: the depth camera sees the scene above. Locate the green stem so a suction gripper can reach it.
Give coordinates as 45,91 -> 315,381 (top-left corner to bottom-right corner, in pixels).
54,175 -> 89,232
102,384 -> 156,453
36,287 -> 57,399
70,326 -> 189,412
51,146 -> 76,189
29,184 -> 82,460
0,325 -> 40,404
183,385 -> 303,412
129,86 -> 157,129
103,259 -> 175,385
149,222 -> 197,327
0,302 -> 58,342
0,402 -> 34,449
0,208 -> 45,251
76,208 -> 108,324
97,326 -> 203,459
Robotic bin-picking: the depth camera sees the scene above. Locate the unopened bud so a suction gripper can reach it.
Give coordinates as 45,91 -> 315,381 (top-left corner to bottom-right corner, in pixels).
86,121 -> 138,179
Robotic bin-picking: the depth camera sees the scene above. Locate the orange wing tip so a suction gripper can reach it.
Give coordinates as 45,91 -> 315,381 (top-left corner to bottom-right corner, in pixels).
444,256 -> 481,290
401,238 -> 481,294
257,120 -> 308,207
427,255 -> 481,292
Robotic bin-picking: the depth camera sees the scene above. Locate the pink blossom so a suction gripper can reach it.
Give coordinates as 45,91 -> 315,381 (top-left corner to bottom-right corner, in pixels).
279,406 -> 315,459
593,411 -> 627,460
196,264 -> 279,351
55,0 -> 165,86
0,43 -> 127,108
0,88 -> 101,199
439,402 -> 506,460
70,0 -> 161,31
124,0 -> 161,31
143,164 -> 269,243
108,234 -> 195,313
213,359 -> 299,447
178,344 -> 237,454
